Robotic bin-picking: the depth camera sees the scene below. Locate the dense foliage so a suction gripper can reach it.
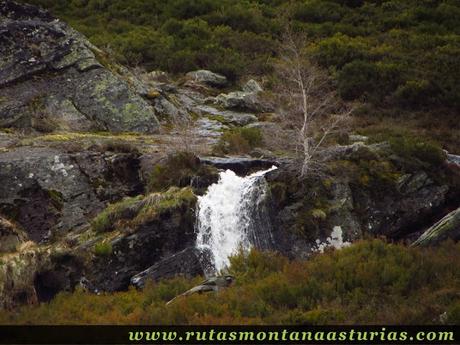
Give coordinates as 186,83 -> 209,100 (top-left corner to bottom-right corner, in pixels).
1,240 -> 459,324
22,0 -> 460,110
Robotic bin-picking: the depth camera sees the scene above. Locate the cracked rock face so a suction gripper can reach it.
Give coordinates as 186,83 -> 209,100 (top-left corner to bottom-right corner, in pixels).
0,0 -> 160,133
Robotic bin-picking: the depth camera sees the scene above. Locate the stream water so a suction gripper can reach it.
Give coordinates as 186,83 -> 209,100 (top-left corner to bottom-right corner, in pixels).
195,166 -> 277,275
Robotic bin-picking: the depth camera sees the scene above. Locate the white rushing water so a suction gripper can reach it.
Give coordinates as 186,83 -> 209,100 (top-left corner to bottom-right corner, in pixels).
195,166 -> 277,275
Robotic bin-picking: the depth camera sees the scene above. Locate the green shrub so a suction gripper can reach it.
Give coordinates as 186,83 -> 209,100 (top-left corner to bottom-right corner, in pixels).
94,242 -> 113,257
148,152 -> 217,192
1,240 -> 459,324
214,127 -> 263,154
97,140 -> 140,154
387,135 -> 446,168
22,0 -> 460,110
394,80 -> 434,107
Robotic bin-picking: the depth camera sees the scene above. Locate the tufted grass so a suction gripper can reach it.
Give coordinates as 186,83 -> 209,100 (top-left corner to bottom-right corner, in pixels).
91,187 -> 196,233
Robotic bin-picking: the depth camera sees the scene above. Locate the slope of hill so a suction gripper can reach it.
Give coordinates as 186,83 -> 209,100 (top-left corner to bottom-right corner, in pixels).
19,0 -> 460,111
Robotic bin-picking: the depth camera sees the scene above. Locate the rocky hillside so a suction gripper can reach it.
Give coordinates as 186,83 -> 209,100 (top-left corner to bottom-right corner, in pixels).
0,0 -> 459,315
0,0 -> 159,133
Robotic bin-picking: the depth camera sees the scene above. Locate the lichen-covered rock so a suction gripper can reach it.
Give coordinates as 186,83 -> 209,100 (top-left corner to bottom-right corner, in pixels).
193,105 -> 257,126
185,70 -> 228,87
412,207 -> 460,246
0,0 -> 160,133
215,90 -> 272,113
242,79 -> 263,93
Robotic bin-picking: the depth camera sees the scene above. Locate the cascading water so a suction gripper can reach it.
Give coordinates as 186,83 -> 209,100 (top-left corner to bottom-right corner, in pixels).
195,166 -> 277,275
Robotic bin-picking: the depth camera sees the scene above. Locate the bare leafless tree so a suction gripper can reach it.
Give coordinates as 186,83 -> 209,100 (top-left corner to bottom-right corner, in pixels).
275,27 -> 354,177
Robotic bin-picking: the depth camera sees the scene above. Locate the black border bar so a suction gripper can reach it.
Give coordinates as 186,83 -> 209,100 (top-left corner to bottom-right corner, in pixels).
0,326 -> 459,344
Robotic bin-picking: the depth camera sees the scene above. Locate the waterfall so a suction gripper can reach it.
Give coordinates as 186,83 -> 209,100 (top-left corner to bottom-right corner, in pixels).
195,166 -> 277,275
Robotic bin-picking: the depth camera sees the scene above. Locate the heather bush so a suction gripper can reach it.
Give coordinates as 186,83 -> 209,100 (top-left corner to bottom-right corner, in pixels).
1,240 -> 459,325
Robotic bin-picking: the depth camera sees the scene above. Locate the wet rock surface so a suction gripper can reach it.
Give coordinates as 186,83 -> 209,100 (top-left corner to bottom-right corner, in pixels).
131,247 -> 204,288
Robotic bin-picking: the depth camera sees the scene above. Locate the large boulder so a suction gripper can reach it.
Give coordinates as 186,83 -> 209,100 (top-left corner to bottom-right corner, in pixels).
215,91 -> 272,113
0,0 -> 160,133
412,207 -> 460,246
215,79 -> 271,113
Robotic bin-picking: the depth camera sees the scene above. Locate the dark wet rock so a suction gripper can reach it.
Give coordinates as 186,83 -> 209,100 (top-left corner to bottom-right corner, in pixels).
0,146 -> 143,242
185,70 -> 227,87
131,247 -> 204,288
33,252 -> 85,302
266,143 -> 454,258
72,150 -> 143,202
0,0 -> 160,133
412,207 -> 460,246
0,147 -> 100,242
356,175 -> 448,238
199,156 -> 277,175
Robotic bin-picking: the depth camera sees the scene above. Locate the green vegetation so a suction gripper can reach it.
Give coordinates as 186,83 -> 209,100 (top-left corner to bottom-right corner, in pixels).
22,0 -> 460,111
148,152 -> 218,192
214,127 -> 263,154
1,240 -> 459,324
94,242 -> 113,257
91,187 -> 196,233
